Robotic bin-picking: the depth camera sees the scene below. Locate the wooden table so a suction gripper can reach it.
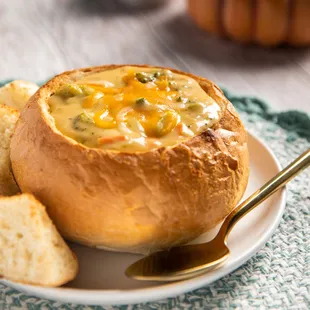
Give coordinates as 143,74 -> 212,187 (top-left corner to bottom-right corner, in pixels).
1,0 -> 309,113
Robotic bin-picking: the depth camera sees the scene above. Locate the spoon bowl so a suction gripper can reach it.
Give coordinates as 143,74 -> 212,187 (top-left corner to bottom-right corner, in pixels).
126,237 -> 230,281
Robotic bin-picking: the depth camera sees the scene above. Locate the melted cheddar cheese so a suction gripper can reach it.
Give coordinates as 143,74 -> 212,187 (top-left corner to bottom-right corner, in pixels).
48,66 -> 220,152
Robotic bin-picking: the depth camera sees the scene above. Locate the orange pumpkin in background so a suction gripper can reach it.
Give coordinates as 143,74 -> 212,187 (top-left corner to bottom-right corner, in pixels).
188,0 -> 310,46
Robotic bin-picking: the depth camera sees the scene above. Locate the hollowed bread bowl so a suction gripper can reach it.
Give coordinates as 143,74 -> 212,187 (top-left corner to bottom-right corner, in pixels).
10,65 -> 249,254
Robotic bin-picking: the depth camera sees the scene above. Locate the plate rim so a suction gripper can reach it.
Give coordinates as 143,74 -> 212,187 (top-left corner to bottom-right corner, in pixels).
1,131 -> 287,305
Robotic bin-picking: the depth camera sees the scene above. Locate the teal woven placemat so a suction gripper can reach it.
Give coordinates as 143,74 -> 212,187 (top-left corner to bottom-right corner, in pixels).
0,82 -> 309,309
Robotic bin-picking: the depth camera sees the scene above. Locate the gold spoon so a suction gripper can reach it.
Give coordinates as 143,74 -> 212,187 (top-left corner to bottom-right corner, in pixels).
126,149 -> 310,281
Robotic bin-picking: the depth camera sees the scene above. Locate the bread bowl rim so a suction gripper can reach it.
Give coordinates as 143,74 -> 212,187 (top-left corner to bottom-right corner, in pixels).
32,64 -> 227,156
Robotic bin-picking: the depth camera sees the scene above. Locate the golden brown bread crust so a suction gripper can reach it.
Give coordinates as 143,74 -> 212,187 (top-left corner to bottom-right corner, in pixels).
0,104 -> 20,196
10,65 -> 249,254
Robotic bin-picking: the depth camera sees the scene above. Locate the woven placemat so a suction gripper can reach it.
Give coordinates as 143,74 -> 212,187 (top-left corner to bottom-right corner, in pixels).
0,83 -> 309,309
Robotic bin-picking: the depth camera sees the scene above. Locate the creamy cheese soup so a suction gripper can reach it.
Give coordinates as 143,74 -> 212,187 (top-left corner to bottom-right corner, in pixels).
48,66 -> 220,152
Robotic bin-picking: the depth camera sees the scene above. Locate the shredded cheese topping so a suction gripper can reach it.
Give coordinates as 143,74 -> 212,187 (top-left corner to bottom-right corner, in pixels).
48,66 -> 220,152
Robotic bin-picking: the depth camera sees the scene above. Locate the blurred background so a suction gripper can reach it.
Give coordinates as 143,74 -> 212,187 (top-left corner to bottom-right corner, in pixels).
1,0 -> 310,112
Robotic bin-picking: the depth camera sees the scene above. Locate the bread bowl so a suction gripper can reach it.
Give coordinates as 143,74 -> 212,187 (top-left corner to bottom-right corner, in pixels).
10,65 -> 249,254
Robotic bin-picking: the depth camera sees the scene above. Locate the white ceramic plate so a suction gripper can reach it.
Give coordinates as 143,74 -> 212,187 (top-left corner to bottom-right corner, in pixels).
2,132 -> 286,306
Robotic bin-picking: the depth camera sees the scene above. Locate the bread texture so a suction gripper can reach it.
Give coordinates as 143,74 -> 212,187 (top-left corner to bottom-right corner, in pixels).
0,80 -> 39,196
0,105 -> 20,196
10,65 -> 249,254
0,80 -> 39,111
0,194 -> 78,286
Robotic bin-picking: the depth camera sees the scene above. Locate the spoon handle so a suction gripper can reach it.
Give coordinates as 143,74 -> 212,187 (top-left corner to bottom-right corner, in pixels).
218,148 -> 310,241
